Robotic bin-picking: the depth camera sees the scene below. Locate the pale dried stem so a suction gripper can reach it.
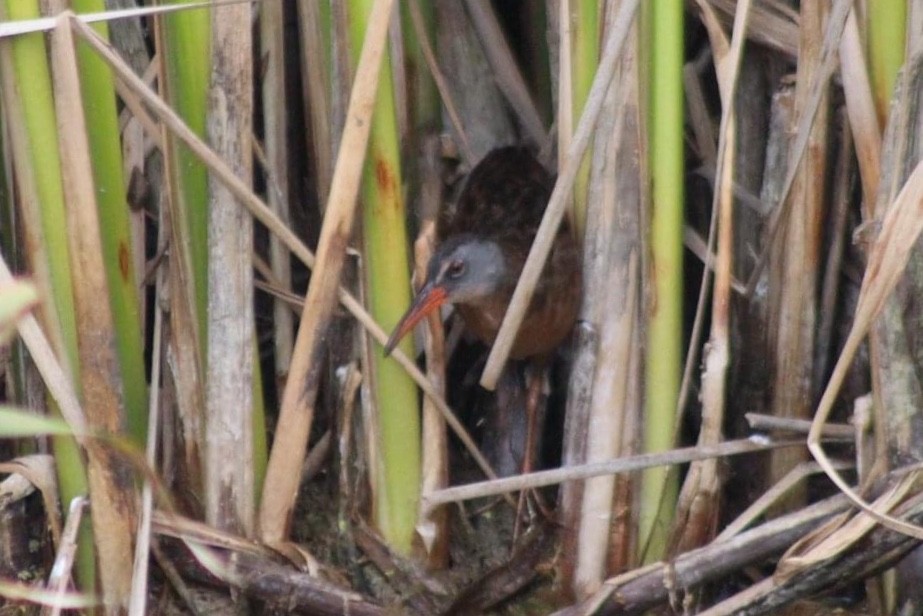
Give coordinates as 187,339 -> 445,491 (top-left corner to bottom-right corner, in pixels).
256,0 -> 393,542
463,0 -> 548,149
205,0 -> 254,537
670,0 -> 750,556
744,0 -> 851,295
839,6 -> 881,216
43,497 -> 87,616
424,438 -> 805,507
415,139 -> 449,565
52,15 -> 136,610
767,1 -> 830,507
128,263 -> 165,616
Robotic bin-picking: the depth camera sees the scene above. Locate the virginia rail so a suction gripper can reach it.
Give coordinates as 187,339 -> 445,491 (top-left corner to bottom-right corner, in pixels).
384,146 -> 582,358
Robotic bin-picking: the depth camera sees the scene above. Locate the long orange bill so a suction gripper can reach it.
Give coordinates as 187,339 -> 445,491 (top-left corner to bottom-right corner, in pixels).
383,283 -> 448,356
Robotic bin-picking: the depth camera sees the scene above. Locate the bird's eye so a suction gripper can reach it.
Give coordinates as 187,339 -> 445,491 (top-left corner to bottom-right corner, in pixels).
447,260 -> 466,279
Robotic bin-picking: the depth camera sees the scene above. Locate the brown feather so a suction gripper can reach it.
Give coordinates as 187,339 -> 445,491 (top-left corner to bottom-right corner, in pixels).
439,147 -> 582,359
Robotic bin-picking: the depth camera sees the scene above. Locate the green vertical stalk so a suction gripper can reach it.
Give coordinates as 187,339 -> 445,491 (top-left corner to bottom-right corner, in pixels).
71,0 -> 148,445
570,0 -> 598,238
162,2 -> 210,342
867,0 -> 906,123
349,0 -> 421,554
641,0 -> 683,563
0,0 -> 92,590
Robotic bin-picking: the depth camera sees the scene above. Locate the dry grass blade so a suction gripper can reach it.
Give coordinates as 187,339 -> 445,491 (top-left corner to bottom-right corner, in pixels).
839,6 -> 881,214
670,0 -> 750,556
204,0 -> 254,537
744,0 -> 851,295
554,494 -> 851,616
51,16 -> 136,609
128,262 -> 166,616
480,0 -> 640,389
808,155 -> 923,540
42,497 -> 87,616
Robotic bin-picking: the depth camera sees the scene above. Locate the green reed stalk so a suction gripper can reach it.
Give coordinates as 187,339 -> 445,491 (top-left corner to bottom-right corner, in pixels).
349,0 -> 421,554
641,0 -> 683,563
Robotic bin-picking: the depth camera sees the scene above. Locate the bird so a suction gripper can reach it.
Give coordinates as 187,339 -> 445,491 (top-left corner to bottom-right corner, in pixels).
384,146 -> 582,359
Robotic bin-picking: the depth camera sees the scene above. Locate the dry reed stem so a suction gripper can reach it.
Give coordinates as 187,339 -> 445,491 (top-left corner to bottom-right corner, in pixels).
151,9 -> 206,506
669,0 -> 750,555
766,0 -> 830,510
42,497 -> 88,616
568,83 -> 614,593
414,140 -> 449,565
463,0 -> 548,148
566,4 -> 642,585
128,258 -> 165,616
297,0 -> 333,202
744,0 -> 851,295
556,0 -> 573,190
704,0 -> 798,58
480,0 -> 640,389
423,438 -> 804,507
52,16 -> 137,611
204,0 -> 255,537
839,7 -> 881,214
257,0 -> 395,543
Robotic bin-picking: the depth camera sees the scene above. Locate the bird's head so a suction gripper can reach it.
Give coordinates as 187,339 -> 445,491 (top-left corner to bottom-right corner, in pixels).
384,234 -> 507,355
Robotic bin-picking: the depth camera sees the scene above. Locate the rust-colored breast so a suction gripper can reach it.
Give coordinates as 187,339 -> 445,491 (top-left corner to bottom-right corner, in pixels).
446,147 -> 583,359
